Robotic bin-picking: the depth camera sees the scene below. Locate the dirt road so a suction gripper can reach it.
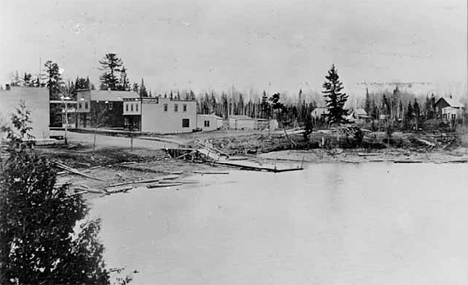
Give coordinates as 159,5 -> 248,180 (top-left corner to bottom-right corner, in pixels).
58,131 -> 180,150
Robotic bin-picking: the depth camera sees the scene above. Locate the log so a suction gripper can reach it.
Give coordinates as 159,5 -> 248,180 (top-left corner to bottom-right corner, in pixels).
416,138 -> 435,148
53,161 -> 106,182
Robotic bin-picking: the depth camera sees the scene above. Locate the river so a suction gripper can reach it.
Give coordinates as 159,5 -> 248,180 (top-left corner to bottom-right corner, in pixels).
92,163 -> 468,285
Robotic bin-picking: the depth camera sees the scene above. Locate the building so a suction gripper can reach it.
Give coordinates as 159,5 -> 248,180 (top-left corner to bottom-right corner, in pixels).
125,96 -> 197,134
311,107 -> 328,119
197,114 -> 224,131
229,115 -> 256,130
76,89 -> 140,128
434,97 -> 465,121
255,118 -> 278,130
0,85 -> 50,140
347,108 -> 370,123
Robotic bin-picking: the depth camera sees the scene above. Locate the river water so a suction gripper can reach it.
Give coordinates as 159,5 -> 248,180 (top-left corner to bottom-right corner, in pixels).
92,163 -> 468,285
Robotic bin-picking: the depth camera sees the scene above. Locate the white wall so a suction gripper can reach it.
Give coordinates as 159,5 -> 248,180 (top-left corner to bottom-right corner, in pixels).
0,87 -> 50,140
197,114 -> 222,131
141,98 -> 197,134
229,118 -> 256,129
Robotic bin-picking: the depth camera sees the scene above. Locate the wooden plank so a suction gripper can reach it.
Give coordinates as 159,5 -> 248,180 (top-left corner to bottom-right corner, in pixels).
147,182 -> 183,188
193,170 -> 230,175
54,161 -> 106,182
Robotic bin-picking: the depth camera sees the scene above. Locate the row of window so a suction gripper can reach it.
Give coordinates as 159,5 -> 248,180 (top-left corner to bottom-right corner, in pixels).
125,103 -> 139,112
164,103 -> 187,113
78,102 -> 113,110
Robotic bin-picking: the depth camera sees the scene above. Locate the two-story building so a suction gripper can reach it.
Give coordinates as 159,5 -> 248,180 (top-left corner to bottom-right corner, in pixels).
123,96 -> 197,133
0,85 -> 50,140
75,89 -> 139,128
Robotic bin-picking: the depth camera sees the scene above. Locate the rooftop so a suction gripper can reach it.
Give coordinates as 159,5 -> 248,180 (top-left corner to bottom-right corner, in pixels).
229,115 -> 254,120
77,90 -> 140,102
439,97 -> 464,108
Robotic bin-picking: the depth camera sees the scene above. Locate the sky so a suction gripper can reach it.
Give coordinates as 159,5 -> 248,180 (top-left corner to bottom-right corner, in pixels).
0,0 -> 466,98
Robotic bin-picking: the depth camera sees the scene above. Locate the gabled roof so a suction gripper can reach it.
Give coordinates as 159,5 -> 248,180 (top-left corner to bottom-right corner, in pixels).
354,108 -> 367,116
436,97 -> 464,108
90,90 -> 139,102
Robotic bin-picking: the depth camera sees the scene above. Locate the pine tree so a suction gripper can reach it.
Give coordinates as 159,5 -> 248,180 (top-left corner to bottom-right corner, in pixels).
364,87 -> 371,115
322,64 -> 348,124
413,98 -> 420,129
43,61 -> 62,100
139,78 -> 148,97
99,53 -> 123,90
118,66 -> 130,91
0,103 -> 110,284
132,82 -> 139,93
405,101 -> 414,129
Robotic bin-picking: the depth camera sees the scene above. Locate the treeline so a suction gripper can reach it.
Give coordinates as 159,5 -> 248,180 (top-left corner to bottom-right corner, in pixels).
362,86 -> 444,130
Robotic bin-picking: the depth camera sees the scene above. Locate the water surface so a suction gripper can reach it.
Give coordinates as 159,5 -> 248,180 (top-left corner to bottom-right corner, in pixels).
92,163 -> 468,285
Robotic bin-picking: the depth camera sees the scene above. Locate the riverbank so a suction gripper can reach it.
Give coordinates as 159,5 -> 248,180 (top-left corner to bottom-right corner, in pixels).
33,129 -> 467,199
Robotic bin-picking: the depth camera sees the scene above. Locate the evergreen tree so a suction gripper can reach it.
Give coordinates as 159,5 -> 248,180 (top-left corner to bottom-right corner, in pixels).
405,101 -> 414,129
99,53 -> 123,90
43,61 -> 62,99
261,91 -> 269,119
322,64 -> 348,124
0,103 -> 110,284
22,73 -> 33,86
139,78 -> 148,97
75,77 -> 89,90
132,82 -> 139,93
364,87 -> 371,115
118,66 -> 130,91
413,98 -> 420,129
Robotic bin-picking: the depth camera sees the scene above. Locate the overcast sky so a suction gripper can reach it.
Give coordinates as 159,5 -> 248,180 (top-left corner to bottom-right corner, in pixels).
0,0 -> 466,97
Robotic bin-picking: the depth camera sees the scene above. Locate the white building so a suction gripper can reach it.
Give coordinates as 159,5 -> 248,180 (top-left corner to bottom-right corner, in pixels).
123,96 -> 197,134
229,115 -> 256,130
0,86 -> 50,140
197,114 -> 224,131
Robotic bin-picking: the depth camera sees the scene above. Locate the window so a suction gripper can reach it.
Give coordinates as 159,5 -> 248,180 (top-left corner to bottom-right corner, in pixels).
109,102 -> 113,110
85,102 -> 88,109
79,103 -> 82,109
452,114 -> 456,120
136,104 -> 139,112
204,120 -> 210,127
174,104 -> 178,112
164,104 -> 168,112
183,104 -> 187,112
131,104 -> 134,112
182,119 -> 189,128
126,104 -> 129,112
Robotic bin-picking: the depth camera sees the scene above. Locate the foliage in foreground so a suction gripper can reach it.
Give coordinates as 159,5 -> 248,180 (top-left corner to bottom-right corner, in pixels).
0,102 -> 111,284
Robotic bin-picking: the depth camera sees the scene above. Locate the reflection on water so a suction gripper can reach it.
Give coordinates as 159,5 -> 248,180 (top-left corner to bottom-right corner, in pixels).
92,163 -> 468,285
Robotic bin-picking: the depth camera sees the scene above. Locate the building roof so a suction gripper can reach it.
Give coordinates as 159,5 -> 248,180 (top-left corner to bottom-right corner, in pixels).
311,107 -> 328,116
90,90 -> 139,102
436,97 -> 464,108
354,108 -> 367,116
229,115 -> 254,120
198,114 -> 223,119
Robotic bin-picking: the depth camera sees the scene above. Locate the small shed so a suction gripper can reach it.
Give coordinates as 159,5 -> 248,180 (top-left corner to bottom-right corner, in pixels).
229,115 -> 256,130
197,114 -> 224,131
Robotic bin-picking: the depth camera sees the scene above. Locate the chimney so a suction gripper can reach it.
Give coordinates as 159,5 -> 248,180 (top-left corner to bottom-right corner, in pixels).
5,84 -> 10,90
